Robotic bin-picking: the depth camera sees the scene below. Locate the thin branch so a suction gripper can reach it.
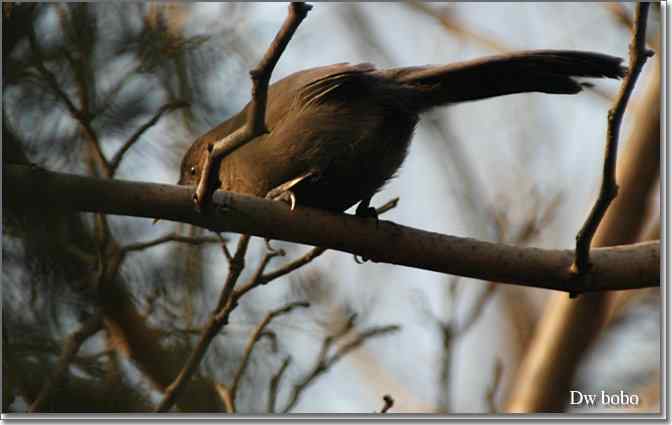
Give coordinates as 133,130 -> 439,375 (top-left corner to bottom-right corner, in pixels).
379,394 -> 395,413
267,356 -> 291,413
606,3 -> 634,29
6,165 -> 660,293
216,234 -> 251,312
120,232 -> 221,253
572,3 -> 654,276
28,19 -> 111,178
281,321 -> 400,413
194,2 -> 312,208
406,1 -> 510,52
236,246 -> 326,299
213,383 -> 236,413
29,313 -> 103,412
234,197 -> 400,298
228,301 -> 310,412
328,325 -> 400,368
485,359 -> 503,413
109,100 -> 190,175
236,246 -> 288,294
455,282 -> 496,336
154,233 -> 251,412
216,232 -> 234,261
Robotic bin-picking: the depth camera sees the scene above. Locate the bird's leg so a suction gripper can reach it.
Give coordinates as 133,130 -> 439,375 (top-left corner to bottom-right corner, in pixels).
264,170 -> 316,250
355,196 -> 378,221
265,171 -> 315,210
354,196 -> 377,264
193,146 -> 216,211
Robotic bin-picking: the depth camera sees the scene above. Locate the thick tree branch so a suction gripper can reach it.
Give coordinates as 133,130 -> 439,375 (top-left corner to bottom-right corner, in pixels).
194,2 -> 312,208
572,3 -> 653,275
5,165 -> 660,294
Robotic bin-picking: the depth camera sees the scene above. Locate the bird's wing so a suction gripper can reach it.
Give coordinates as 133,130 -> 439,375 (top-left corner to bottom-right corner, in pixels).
295,63 -> 376,109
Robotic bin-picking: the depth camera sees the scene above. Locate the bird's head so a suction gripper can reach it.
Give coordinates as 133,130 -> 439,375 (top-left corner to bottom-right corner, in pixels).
178,139 -> 206,186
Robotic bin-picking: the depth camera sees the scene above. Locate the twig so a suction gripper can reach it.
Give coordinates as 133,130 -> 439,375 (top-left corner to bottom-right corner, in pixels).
234,197 -> 399,298
216,234 -> 251,311
28,19 -> 111,178
236,247 -> 325,298
485,359 -> 503,413
606,3 -> 634,29
121,232 -> 221,253
572,3 -> 653,279
455,282 -> 496,336
109,100 -> 190,175
406,1 -> 510,52
281,319 -> 400,413
216,232 -> 234,261
194,2 -> 312,208
227,301 -> 310,412
235,246 -> 288,294
267,356 -> 291,413
379,394 -> 394,413
155,234 -> 251,412
213,383 -> 236,413
29,313 -> 103,412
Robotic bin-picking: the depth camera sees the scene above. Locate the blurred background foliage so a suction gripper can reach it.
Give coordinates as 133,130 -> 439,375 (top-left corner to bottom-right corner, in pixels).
2,2 -> 661,413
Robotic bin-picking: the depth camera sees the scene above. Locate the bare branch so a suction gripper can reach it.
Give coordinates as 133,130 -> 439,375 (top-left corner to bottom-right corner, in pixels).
456,282 -> 496,336
235,197 -> 399,298
228,301 -> 310,412
485,359 -> 503,413
213,383 -> 235,413
606,3 -> 634,29
267,356 -> 291,413
281,321 -> 400,413
406,1 -> 510,52
216,234 -> 251,311
572,3 -> 654,277
121,232 -> 222,253
216,232 -> 234,261
109,100 -> 190,176
155,234 -> 251,412
6,165 -> 660,293
29,313 -> 103,412
194,2 -> 312,208
379,394 -> 394,413
28,19 -> 111,178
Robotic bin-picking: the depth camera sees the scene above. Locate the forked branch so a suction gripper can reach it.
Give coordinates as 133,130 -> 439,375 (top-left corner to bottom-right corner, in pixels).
193,2 -> 312,209
572,2 -> 654,277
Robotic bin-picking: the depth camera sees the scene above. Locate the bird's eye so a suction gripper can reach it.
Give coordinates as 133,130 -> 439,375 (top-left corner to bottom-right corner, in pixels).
190,166 -> 197,175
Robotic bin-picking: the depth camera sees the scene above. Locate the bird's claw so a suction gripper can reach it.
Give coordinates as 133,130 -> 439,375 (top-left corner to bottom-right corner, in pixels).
354,254 -> 368,264
356,205 -> 378,220
266,189 -> 297,211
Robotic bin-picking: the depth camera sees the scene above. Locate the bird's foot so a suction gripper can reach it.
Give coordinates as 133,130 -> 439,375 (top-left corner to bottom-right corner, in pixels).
265,188 -> 297,211
356,204 -> 379,221
353,197 -> 377,264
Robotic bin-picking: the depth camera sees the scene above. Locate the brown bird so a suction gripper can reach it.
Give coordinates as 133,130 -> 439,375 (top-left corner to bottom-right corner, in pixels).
178,50 -> 625,217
